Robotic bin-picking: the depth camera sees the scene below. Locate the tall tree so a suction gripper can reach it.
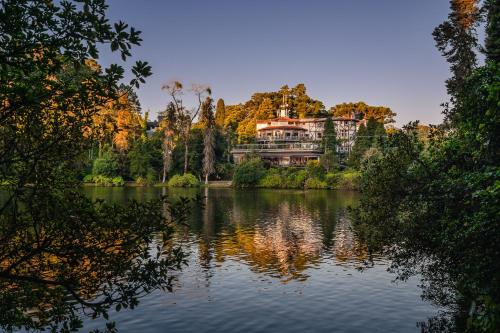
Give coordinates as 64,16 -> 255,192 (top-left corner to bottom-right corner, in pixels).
348,123 -> 370,169
215,98 -> 226,128
485,0 -> 500,62
158,102 -> 178,183
201,97 -> 216,184
162,81 -> 211,174
433,0 -> 480,101
322,116 -> 338,153
256,98 -> 275,120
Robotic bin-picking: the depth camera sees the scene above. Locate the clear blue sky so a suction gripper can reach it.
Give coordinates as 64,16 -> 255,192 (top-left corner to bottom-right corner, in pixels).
100,0 -> 457,126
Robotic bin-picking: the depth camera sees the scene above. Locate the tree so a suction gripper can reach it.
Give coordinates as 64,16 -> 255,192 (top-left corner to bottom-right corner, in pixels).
352,2 -> 500,331
162,81 -> 211,174
0,1 -> 194,331
215,98 -> 226,128
347,123 -> 370,168
433,0 -> 480,103
322,116 -> 338,153
256,98 -> 275,120
201,97 -> 216,184
158,102 -> 178,183
330,102 -> 396,124
485,0 -> 500,62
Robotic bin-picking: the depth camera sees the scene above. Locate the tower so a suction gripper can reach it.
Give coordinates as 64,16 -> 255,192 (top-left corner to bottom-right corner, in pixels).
278,92 -> 290,118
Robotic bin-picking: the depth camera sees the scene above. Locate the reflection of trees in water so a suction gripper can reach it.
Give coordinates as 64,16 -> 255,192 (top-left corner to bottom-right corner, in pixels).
183,189 -> 365,282
332,215 -> 368,263
196,192 -> 328,282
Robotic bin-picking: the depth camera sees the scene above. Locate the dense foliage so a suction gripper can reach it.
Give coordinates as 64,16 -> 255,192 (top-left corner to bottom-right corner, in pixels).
330,101 -> 396,124
233,158 -> 359,190
0,1 -> 195,331
352,1 -> 500,331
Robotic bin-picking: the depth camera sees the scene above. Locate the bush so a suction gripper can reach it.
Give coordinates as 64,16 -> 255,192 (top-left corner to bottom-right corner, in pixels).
258,168 -> 283,188
216,163 -> 235,180
335,170 -> 360,190
304,177 -> 328,189
92,147 -> 120,177
284,169 -> 307,188
112,177 -> 125,186
305,160 -> 325,179
90,175 -> 125,187
83,174 -> 94,183
233,158 -> 265,188
325,172 -> 340,187
167,173 -> 200,188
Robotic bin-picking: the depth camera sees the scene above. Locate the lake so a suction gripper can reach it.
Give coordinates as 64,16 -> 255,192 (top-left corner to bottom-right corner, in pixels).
76,187 -> 438,333
76,187 -> 437,332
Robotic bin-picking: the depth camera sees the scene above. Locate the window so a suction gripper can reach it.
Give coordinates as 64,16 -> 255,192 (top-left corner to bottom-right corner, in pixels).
317,133 -> 322,138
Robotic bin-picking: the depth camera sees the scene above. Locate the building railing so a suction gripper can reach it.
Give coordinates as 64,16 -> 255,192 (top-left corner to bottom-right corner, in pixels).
231,142 -> 322,152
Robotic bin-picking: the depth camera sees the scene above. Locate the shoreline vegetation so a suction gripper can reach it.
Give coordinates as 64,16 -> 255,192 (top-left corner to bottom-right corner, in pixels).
81,167 -> 360,190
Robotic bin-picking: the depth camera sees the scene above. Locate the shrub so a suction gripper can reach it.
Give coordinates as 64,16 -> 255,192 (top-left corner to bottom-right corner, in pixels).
216,163 -> 234,180
305,160 -> 325,179
304,177 -> 328,189
325,172 -> 340,187
93,175 -> 112,186
233,158 -> 265,188
83,174 -> 94,183
258,168 -> 283,188
167,173 -> 200,188
335,170 -> 360,190
284,169 -> 307,188
90,175 -> 124,187
112,177 -> 125,186
92,147 -> 120,177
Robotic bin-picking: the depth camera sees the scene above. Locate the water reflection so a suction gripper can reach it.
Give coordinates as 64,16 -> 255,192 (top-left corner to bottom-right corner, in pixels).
179,189 -> 365,282
80,187 -> 436,333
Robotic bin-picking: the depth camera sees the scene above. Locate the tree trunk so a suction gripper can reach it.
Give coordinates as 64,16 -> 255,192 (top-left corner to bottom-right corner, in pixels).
183,140 -> 188,174
226,130 -> 231,163
205,174 -> 208,185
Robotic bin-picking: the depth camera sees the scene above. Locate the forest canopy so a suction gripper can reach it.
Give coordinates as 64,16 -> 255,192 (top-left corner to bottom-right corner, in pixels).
330,101 -> 396,124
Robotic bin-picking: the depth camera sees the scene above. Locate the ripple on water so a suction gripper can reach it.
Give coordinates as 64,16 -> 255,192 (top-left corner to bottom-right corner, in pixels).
79,188 -> 437,333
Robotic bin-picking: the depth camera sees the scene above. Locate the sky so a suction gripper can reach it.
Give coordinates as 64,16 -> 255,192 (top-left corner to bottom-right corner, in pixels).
100,0 -> 456,126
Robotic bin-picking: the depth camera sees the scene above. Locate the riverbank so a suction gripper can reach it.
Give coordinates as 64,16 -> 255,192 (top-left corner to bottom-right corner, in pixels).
81,170 -> 360,191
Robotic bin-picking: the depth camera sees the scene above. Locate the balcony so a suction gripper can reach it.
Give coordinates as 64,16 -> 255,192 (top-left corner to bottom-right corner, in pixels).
231,142 -> 323,154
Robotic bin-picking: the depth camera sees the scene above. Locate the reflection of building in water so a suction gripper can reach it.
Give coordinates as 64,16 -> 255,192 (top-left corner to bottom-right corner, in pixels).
332,215 -> 368,262
213,201 -> 323,282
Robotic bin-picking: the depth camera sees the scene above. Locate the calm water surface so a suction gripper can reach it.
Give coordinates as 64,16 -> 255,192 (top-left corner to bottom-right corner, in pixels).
81,187 -> 437,333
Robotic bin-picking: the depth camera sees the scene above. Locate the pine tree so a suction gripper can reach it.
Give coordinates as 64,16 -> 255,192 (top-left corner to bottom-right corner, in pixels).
201,97 -> 216,184
322,116 -> 337,153
485,0 -> 500,62
433,0 -> 480,99
215,98 -> 226,128
348,123 -> 370,169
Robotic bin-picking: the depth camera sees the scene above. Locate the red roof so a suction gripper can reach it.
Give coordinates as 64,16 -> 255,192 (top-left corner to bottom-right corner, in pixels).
256,117 -> 295,123
257,126 -> 307,131
332,117 -> 359,122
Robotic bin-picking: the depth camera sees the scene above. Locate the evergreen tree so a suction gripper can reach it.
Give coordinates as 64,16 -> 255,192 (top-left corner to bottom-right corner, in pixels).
433,0 -> 480,100
201,97 -> 216,184
215,98 -> 226,128
322,116 -> 337,153
485,0 -> 500,62
348,123 -> 370,169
